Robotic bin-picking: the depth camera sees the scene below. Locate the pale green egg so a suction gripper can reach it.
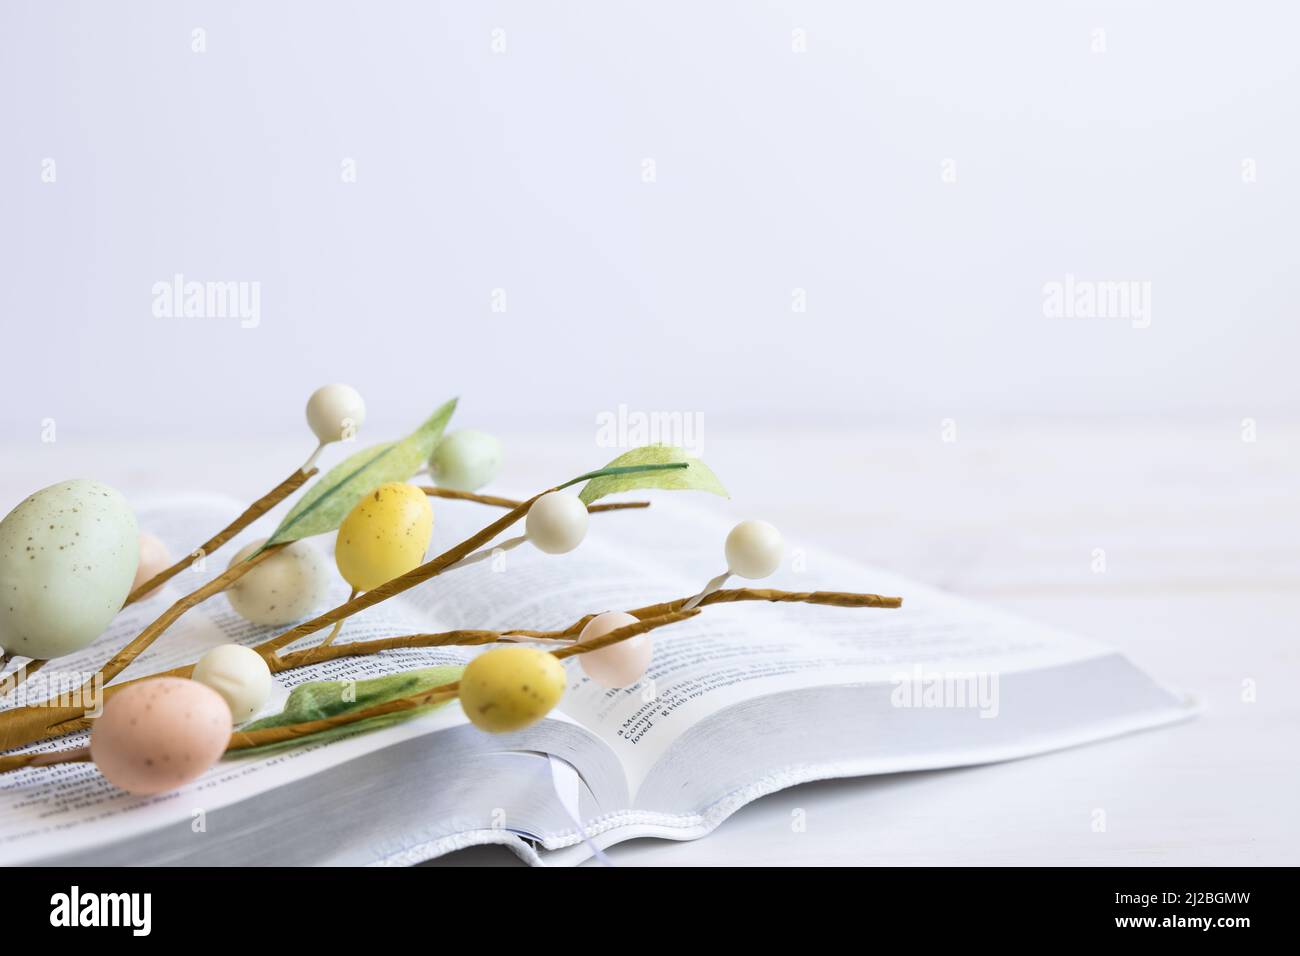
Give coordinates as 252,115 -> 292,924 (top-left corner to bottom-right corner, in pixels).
0,479 -> 139,660
430,429 -> 503,492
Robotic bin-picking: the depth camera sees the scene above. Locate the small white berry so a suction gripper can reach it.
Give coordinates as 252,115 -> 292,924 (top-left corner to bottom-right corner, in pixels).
191,644 -> 273,723
306,383 -> 366,443
525,492 -> 589,555
725,520 -> 783,579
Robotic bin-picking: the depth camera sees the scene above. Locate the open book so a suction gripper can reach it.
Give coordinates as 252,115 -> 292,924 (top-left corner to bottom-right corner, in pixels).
0,491 -> 1194,866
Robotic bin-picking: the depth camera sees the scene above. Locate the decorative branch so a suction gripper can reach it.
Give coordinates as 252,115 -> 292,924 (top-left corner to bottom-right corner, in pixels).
226,609 -> 699,753
420,485 -> 649,513
7,587 -> 904,749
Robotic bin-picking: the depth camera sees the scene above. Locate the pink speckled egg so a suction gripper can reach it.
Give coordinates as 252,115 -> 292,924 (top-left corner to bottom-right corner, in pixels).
577,611 -> 652,688
131,531 -> 173,599
90,677 -> 232,795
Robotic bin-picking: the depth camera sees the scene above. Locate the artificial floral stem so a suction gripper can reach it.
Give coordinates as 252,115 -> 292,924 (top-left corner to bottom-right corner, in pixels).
682,570 -> 732,611
259,461 -> 689,657
226,610 -> 700,754
1,613 -> 697,768
319,589 -> 358,647
0,588 -> 903,753
124,466 -> 317,606
299,441 -> 328,474
420,486 -> 649,514
447,534 -> 526,571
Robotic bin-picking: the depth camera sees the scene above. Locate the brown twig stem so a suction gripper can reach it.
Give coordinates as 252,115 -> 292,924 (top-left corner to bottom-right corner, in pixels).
226,609 -> 699,753
89,545 -> 286,691
420,486 -> 648,514
0,658 -> 48,699
319,589 -> 357,647
124,467 -> 316,606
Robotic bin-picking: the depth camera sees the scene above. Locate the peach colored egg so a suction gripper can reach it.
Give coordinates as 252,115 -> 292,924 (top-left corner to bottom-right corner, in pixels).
90,677 -> 232,795
577,611 -> 652,688
130,531 -> 173,599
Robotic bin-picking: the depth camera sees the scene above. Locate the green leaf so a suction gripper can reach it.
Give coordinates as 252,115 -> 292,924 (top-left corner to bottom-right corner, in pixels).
264,398 -> 457,546
576,445 -> 728,505
233,665 -> 464,757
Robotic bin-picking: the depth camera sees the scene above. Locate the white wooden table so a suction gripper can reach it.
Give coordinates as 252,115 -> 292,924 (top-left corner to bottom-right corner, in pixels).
4,424 -> 1296,865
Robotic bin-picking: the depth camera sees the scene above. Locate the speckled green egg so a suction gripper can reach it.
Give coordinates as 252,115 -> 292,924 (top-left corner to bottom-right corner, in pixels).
0,479 -> 139,659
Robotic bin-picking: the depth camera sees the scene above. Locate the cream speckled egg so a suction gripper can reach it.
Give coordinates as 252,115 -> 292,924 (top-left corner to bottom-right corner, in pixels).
191,644 -> 273,722
225,538 -> 331,626
130,531 -> 172,599
577,611 -> 652,688
91,677 -> 232,795
0,479 -> 139,660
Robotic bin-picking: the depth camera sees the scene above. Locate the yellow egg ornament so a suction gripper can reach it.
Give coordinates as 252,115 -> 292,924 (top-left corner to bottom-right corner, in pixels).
335,482 -> 434,592
459,646 -> 567,733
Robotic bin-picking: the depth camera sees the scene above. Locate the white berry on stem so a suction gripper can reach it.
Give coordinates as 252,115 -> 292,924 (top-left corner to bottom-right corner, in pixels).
192,643 -> 273,722
525,492 -> 589,554
725,519 -> 784,579
306,384 -> 366,445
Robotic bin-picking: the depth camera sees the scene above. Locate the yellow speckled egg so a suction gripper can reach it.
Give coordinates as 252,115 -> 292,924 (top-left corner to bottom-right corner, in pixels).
90,677 -> 232,795
0,479 -> 138,660
334,482 -> 433,592
459,645 -> 567,733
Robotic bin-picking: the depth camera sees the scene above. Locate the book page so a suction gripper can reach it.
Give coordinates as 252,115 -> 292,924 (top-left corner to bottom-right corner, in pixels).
397,492 -> 1114,796
501,496 -> 1115,794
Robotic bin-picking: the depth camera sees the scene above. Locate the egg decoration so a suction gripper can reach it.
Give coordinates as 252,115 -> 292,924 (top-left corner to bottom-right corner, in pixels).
0,479 -> 139,660
225,538 -> 332,627
130,531 -> 173,599
191,644 -> 273,722
459,646 -> 567,733
335,482 -> 434,592
577,611 -> 652,688
90,677 -> 232,795
430,429 -> 503,492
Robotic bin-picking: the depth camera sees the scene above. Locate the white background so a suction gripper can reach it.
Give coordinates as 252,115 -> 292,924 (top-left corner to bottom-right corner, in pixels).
2,3 -> 1298,866
2,1 -> 1298,442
